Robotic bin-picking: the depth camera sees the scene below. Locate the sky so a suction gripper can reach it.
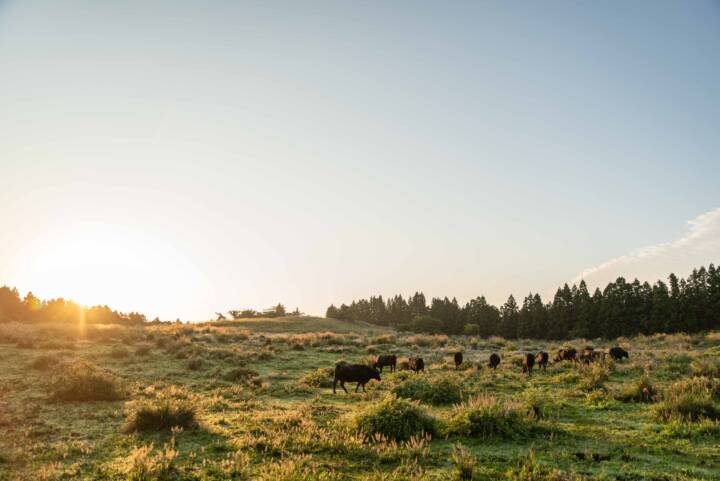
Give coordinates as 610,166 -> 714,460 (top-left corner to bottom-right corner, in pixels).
1,1 -> 719,320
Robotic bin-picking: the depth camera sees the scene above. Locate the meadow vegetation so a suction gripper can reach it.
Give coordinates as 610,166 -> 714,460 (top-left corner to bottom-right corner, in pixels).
0,317 -> 718,480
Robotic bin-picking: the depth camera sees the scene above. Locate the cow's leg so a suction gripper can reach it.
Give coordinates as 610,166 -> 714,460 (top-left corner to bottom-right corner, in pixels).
361,383 -> 366,393
341,381 -> 348,394
355,382 -> 360,393
333,378 -> 337,394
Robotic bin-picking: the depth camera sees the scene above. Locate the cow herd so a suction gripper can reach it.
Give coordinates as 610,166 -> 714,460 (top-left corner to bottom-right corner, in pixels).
332,345 -> 630,394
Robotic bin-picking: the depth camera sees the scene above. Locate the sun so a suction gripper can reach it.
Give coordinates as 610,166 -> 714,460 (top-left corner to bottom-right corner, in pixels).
12,222 -> 203,318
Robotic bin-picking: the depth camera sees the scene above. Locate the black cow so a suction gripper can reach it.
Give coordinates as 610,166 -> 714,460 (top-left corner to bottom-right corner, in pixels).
373,354 -> 397,372
554,348 -> 578,363
454,352 -> 463,369
522,353 -> 536,375
487,353 -> 501,370
333,363 -> 381,393
536,351 -> 549,370
409,357 -> 425,373
608,346 -> 629,361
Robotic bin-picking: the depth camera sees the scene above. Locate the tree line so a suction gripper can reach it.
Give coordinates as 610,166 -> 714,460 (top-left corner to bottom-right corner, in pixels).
326,264 -> 720,339
0,287 -> 147,325
216,303 -> 302,320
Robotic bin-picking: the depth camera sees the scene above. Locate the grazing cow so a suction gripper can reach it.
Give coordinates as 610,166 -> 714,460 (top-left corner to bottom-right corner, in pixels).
579,348 -> 601,364
554,348 -> 578,363
522,353 -> 536,375
536,351 -> 549,370
454,352 -> 463,369
608,346 -> 629,361
487,353 -> 501,370
408,357 -> 425,373
333,363 -> 381,394
373,354 -> 397,372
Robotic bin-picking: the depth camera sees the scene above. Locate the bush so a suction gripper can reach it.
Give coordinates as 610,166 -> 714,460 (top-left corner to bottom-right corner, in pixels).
445,395 -> 534,439
50,360 -> 125,402
109,345 -> 130,359
690,358 -> 720,378
299,368 -> 334,388
616,374 -> 656,403
124,400 -> 198,432
521,388 -> 557,419
187,357 -> 205,370
223,368 -> 261,385
135,344 -> 152,357
577,364 -> 609,392
392,378 -> 461,405
350,395 -> 436,441
30,353 -> 62,371
654,377 -> 720,422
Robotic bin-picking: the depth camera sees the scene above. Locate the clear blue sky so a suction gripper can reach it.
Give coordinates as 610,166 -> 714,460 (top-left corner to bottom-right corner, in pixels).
1,1 -> 719,320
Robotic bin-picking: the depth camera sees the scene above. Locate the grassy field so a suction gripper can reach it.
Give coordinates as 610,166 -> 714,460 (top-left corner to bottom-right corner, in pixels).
0,317 -> 719,480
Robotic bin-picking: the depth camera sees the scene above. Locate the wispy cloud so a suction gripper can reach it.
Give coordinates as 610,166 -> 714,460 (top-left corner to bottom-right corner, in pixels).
573,207 -> 720,286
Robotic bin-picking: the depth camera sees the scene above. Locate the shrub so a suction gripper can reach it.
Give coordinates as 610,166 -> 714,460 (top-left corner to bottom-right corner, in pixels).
30,353 -> 62,371
392,378 -> 461,405
50,360 -> 125,402
616,374 -> 656,403
577,364 -> 608,392
187,357 -> 205,370
223,368 -> 260,385
350,395 -> 436,441
445,395 -> 534,439
690,358 -> 720,378
654,377 -> 720,422
124,400 -> 198,432
521,388 -> 557,419
299,368 -> 334,388
109,345 -> 130,359
135,344 -> 152,357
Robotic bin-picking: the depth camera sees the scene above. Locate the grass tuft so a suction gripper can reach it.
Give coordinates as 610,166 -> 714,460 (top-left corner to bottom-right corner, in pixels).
350,394 -> 436,442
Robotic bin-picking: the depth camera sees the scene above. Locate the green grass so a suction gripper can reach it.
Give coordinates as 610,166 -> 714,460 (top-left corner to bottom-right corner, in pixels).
0,319 -> 719,480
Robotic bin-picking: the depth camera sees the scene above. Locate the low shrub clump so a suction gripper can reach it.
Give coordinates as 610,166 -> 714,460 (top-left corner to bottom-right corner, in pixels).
392,377 -> 462,405
49,359 -> 125,402
223,367 -> 261,386
690,358 -> 720,378
350,394 -> 436,441
577,364 -> 609,392
187,357 -> 205,370
30,353 -> 62,371
123,400 -> 198,432
135,344 -> 152,357
654,377 -> 720,422
616,373 -> 656,403
109,345 -> 130,359
299,368 -> 334,388
445,395 -> 535,439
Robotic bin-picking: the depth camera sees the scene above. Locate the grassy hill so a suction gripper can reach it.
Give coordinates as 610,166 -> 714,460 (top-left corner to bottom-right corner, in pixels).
208,315 -> 392,334
0,320 -> 719,480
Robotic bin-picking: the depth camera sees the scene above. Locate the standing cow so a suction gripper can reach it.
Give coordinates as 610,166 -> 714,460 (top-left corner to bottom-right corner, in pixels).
608,346 -> 629,361
373,354 -> 397,372
487,353 -> 501,370
522,353 -> 536,375
333,363 -> 381,394
454,352 -> 463,369
409,357 -> 425,373
536,351 -> 549,370
554,348 -> 578,363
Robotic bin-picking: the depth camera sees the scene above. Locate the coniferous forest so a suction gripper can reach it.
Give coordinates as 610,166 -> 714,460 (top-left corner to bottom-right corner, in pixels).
326,264 -> 720,339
